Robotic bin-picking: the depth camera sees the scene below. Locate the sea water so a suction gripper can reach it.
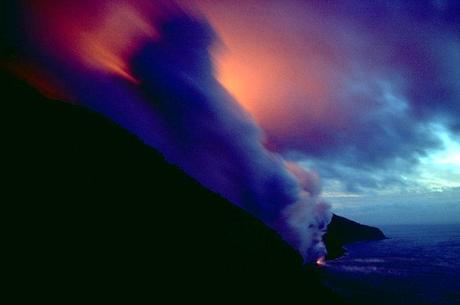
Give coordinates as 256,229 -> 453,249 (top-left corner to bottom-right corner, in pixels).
321,224 -> 460,305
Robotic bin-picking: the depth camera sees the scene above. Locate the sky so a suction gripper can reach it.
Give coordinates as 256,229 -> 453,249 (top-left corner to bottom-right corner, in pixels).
2,0 -> 459,249
189,0 -> 460,224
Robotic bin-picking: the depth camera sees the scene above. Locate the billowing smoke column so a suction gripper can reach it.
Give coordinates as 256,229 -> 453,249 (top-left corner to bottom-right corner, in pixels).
2,0 -> 331,262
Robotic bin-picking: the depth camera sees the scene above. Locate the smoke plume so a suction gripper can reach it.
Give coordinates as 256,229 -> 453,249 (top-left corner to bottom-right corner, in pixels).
2,0 -> 331,262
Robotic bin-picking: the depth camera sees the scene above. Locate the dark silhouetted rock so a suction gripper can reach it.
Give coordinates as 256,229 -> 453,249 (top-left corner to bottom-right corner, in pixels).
4,70 -> 345,303
324,214 -> 387,259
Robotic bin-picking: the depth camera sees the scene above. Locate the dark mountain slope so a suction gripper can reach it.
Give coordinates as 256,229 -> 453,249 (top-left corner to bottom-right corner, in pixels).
4,71 -> 345,303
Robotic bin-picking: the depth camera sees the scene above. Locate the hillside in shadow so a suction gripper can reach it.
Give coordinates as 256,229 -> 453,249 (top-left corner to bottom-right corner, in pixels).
4,71 -> 347,303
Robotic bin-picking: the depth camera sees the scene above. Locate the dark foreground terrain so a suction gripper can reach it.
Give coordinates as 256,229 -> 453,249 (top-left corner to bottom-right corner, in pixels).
4,71 -> 342,302
4,70 -> 383,302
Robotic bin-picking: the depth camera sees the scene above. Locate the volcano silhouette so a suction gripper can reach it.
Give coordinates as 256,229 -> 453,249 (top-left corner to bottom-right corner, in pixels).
4,70 -> 382,302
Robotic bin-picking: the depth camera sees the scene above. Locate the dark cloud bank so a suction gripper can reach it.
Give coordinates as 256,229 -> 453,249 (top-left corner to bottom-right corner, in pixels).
261,1 -> 460,193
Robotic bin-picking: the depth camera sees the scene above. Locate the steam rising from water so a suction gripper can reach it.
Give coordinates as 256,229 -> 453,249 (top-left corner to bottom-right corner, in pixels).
3,0 -> 331,261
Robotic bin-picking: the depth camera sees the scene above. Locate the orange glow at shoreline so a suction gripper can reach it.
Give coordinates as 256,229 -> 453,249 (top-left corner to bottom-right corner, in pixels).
316,256 -> 326,266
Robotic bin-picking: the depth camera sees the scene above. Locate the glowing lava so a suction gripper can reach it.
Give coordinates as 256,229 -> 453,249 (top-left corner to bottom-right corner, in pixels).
316,256 -> 326,267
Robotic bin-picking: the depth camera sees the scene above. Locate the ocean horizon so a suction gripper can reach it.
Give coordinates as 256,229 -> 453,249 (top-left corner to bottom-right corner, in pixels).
321,223 -> 460,305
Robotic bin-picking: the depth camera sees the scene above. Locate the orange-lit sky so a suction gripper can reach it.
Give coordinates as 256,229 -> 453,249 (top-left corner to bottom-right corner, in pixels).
189,0 -> 348,137
23,1 -> 180,83
22,0 -> 345,135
